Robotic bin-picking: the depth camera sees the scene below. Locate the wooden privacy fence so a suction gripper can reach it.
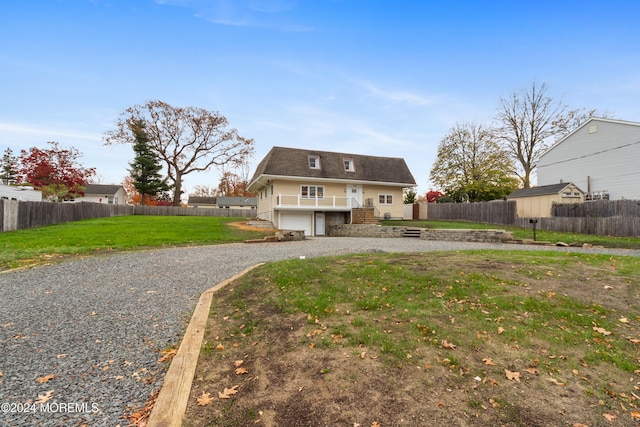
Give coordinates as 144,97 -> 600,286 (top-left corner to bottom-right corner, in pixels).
515,216 -> 640,237
421,199 -> 640,237
424,200 -> 517,225
552,199 -> 640,217
0,200 -> 256,232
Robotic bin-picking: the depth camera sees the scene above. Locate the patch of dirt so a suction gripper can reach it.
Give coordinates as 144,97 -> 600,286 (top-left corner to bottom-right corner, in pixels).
183,253 -> 640,427
228,221 -> 279,234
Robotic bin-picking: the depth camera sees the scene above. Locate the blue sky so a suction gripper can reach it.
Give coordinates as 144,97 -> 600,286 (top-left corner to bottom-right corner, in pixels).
1,0 -> 639,195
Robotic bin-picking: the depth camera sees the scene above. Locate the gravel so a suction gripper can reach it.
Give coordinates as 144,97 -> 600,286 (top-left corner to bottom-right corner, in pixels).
1,237 -> 639,426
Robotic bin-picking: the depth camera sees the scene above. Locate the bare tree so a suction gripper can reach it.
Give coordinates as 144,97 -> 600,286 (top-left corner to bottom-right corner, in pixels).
552,108 -> 614,140
104,100 -> 255,206
495,82 -> 566,188
190,185 -> 218,198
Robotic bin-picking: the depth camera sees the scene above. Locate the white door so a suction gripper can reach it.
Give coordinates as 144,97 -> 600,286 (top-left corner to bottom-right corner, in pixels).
315,212 -> 325,236
279,212 -> 313,236
346,184 -> 363,207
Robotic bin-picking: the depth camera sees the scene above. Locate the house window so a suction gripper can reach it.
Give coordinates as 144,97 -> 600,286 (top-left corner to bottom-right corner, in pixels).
301,185 -> 324,198
378,194 -> 393,205
308,155 -> 321,170
343,159 -> 355,172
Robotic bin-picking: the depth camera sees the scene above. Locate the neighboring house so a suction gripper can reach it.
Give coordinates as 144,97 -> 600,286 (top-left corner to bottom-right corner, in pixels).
0,184 -> 42,201
507,183 -> 584,218
188,196 -> 217,208
216,196 -> 257,210
188,196 -> 257,210
537,117 -> 640,200
74,184 -> 127,204
247,146 -> 416,236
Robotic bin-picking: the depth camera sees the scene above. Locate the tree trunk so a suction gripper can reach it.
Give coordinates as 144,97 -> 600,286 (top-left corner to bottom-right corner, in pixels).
172,174 -> 183,206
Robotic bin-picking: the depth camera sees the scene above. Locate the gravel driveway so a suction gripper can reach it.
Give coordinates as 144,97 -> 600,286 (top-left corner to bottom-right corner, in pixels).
1,238 -> 639,426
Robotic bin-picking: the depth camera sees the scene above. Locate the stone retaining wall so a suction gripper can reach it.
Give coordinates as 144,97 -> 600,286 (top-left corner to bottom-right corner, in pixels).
327,224 -> 512,243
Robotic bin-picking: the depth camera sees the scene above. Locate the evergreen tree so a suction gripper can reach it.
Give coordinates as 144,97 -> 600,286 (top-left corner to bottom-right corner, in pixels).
0,148 -> 18,185
128,120 -> 170,205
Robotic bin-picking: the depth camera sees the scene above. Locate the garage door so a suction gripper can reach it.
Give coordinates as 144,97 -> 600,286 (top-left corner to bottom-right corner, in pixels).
280,212 -> 313,236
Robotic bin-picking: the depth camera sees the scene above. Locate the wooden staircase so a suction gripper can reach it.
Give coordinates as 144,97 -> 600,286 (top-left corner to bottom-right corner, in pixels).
351,208 -> 379,225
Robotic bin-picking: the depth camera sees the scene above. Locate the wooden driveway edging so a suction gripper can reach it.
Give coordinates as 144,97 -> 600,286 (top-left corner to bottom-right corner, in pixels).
147,263 -> 265,427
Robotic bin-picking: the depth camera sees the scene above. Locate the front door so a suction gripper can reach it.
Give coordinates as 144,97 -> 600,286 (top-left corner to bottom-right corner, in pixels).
346,184 -> 363,207
315,212 -> 325,236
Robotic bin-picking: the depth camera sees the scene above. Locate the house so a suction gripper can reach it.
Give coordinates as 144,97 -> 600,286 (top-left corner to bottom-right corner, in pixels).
507,183 -> 584,217
188,196 -> 257,210
537,117 -> 640,200
215,196 -> 257,210
75,184 -> 127,204
247,147 -> 416,236
0,184 -> 42,201
188,196 -> 217,208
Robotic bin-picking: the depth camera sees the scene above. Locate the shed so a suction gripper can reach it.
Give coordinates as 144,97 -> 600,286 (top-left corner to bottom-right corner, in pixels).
507,183 -> 584,217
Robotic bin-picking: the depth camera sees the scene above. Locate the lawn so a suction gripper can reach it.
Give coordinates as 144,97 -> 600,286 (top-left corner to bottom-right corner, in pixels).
185,251 -> 640,426
0,215 -> 273,271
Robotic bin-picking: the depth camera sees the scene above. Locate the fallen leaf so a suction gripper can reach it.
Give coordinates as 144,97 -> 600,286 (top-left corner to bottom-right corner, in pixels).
235,367 -> 248,375
216,343 -> 224,351
593,327 -> 612,336
0,371 -> 3,377
497,327 -> 505,335
548,378 -> 566,386
631,411 -> 640,420
572,424 -> 589,427
115,375 -> 124,381
441,340 -> 457,350
157,348 -> 178,363
604,285 -> 613,290
36,374 -> 56,383
619,317 -> 630,324
371,422 -> 381,427
482,358 -> 496,366
56,354 -> 68,359
489,398 -> 500,408
523,367 -> 538,375
234,360 -> 244,367
505,369 -> 520,382
197,392 -> 213,406
35,390 -> 54,404
89,311 -> 97,316
602,413 -> 616,421
627,337 -> 640,344
219,385 -> 239,399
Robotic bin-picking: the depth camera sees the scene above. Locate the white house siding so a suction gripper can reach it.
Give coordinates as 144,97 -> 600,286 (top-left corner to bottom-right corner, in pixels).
537,118 -> 640,200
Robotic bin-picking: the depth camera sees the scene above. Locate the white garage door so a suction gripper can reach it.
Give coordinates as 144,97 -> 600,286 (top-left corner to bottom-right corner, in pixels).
280,212 -> 313,236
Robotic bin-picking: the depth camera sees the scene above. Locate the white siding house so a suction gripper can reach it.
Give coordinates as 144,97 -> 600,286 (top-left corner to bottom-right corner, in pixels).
537,118 -> 640,200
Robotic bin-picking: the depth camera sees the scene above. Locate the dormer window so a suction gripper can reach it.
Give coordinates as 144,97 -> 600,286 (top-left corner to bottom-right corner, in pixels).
308,155 -> 320,170
343,158 -> 355,172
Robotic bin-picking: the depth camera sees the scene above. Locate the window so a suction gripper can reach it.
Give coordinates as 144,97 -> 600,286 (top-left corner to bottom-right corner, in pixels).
378,194 -> 393,205
301,185 -> 324,198
308,155 -> 320,169
343,159 -> 355,172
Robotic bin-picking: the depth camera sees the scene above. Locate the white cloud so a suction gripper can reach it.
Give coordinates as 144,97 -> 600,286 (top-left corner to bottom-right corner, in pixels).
154,0 -> 314,31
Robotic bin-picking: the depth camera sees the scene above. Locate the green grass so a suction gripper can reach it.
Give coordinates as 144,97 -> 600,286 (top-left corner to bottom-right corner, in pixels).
0,215 -> 270,270
203,250 -> 640,420
384,219 -> 640,249
238,252 -> 640,373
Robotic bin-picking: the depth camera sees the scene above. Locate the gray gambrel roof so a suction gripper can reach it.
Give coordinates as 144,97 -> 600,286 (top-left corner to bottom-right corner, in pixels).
507,183 -> 583,199
249,147 -> 416,189
83,184 -> 124,195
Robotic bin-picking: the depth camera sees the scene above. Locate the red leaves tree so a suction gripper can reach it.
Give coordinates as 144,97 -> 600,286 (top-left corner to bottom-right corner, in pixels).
18,141 -> 96,201
426,190 -> 444,203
